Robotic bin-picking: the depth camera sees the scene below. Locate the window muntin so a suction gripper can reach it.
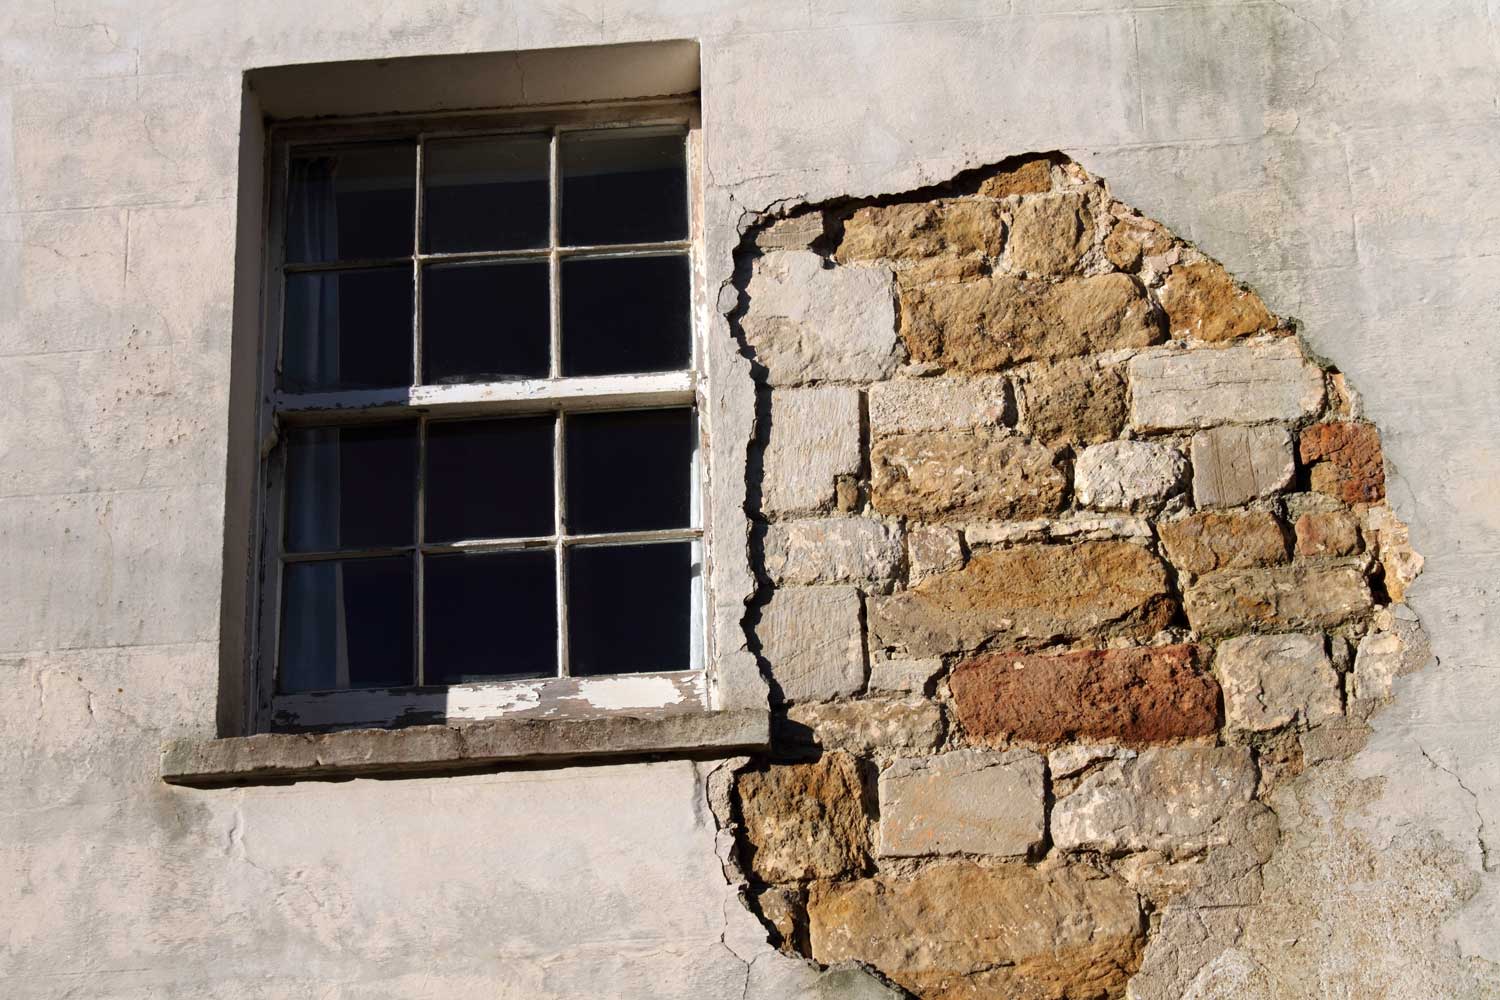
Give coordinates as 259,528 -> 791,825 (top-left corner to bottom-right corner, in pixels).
261,112 -> 703,715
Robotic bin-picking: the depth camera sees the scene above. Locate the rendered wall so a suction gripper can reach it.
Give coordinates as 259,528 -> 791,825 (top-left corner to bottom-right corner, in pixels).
1,2 -> 1497,998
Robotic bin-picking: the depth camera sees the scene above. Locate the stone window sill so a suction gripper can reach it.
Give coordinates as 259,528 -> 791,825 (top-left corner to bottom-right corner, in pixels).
160,709 -> 769,786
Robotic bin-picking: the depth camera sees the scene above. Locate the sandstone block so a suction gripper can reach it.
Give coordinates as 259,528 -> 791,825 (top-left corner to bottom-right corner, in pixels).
906,523 -> 964,583
762,387 -> 862,515
1049,744 -> 1137,780
758,587 -> 865,703
1104,215 -> 1173,271
1128,340 -> 1324,431
1366,503 -> 1423,602
868,656 -> 944,694
1051,747 -> 1258,855
1075,440 -> 1188,512
977,157 -> 1054,198
1298,422 -> 1386,503
737,752 -> 870,882
949,644 -> 1219,745
1017,356 -> 1128,446
808,864 -> 1141,999
1189,423 -> 1295,507
779,696 -> 944,754
901,273 -> 1163,372
870,429 -> 1065,522
1183,562 -> 1372,636
869,541 -> 1175,655
763,517 -> 902,587
1352,607 -> 1432,702
1159,510 -> 1290,576
1006,192 -> 1093,274
965,513 -> 1152,546
741,252 -> 901,385
1215,633 -> 1342,732
877,749 -> 1045,858
1158,260 -> 1276,343
866,374 -> 1012,437
835,199 -> 1004,262
1294,509 -> 1362,558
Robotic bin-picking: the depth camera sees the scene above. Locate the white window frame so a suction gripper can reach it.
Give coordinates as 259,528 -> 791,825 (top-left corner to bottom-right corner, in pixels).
251,99 -> 712,733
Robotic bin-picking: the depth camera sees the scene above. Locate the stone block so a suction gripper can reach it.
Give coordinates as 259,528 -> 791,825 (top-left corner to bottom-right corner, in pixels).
1127,339 -> 1324,431
1103,214 -> 1174,271
949,644 -> 1219,745
866,375 -> 1012,437
741,252 -> 901,385
1051,747 -> 1258,855
877,749 -> 1045,858
761,387 -> 861,516
807,864 -> 1143,1000
835,199 -> 1004,262
965,513 -> 1153,546
1074,440 -> 1188,511
1016,356 -> 1128,446
757,587 -> 865,703
868,657 -> 943,694
1352,607 -> 1433,702
1294,509 -> 1363,558
763,517 -> 902,587
737,752 -> 870,882
1006,191 -> 1093,274
753,212 -> 826,252
977,157 -> 1054,198
1366,503 -> 1423,602
1214,633 -> 1342,732
1049,744 -> 1137,780
868,541 -> 1175,655
1159,510 -> 1290,576
779,696 -> 944,754
900,272 -> 1163,372
870,430 -> 1065,522
906,523 -> 964,583
1182,562 -> 1373,636
1190,424 -> 1295,507
1298,421 -> 1386,503
1158,260 -> 1276,343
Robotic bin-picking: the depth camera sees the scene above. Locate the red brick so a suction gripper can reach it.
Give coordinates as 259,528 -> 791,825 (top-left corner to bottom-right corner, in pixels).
1298,422 -> 1385,503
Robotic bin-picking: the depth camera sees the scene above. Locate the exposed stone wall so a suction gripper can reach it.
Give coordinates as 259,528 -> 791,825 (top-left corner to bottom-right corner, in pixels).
721,156 -> 1429,999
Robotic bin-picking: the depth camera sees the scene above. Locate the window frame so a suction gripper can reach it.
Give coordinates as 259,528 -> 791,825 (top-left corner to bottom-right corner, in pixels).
251,98 -> 712,734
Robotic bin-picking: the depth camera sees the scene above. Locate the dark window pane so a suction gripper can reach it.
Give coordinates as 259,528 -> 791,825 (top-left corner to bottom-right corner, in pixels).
560,128 -> 687,246
568,542 -> 693,676
285,423 -> 417,553
422,261 -> 549,384
565,408 -> 693,535
424,134 -> 550,252
425,550 -> 556,683
287,143 -> 415,263
560,255 -> 690,377
280,556 -> 415,692
283,268 -> 412,391
426,416 -> 554,542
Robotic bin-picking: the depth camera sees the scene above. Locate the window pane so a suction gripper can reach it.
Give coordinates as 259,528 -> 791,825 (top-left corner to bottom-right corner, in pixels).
424,134 -> 550,252
565,408 -> 693,535
425,550 -> 556,684
560,255 -> 690,377
422,261 -> 549,384
280,556 -> 415,692
560,128 -> 687,246
426,416 -> 554,542
287,143 -> 415,263
282,268 -> 412,391
285,423 -> 417,553
568,542 -> 693,676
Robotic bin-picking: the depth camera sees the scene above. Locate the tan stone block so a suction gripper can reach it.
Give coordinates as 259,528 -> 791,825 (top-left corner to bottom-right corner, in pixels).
907,523 -> 964,583
1159,510 -> 1290,576
1016,357 -> 1128,446
1294,509 -> 1363,558
870,430 -> 1065,522
977,157 -> 1055,198
1352,607 -> 1433,702
1158,260 -> 1276,342
737,752 -> 871,882
835,199 -> 1004,263
779,696 -> 944,755
763,517 -> 903,587
753,212 -> 827,252
1215,633 -> 1342,732
1074,439 -> 1188,512
1183,562 -> 1373,636
1298,421 -> 1386,504
877,749 -> 1044,858
1104,215 -> 1174,271
1006,191 -> 1094,274
1190,424 -> 1296,507
1128,339 -> 1324,431
866,375 -> 1012,437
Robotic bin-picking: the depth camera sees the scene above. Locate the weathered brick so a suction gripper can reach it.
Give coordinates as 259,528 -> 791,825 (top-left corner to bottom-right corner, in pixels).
870,430 -> 1065,522
835,199 -> 1004,262
1158,510 -> 1290,576
1294,509 -> 1362,558
1074,440 -> 1188,512
901,273 -> 1163,372
1157,260 -> 1276,342
761,387 -> 861,515
877,749 -> 1044,858
1128,339 -> 1324,431
779,696 -> 944,755
757,587 -> 865,703
977,157 -> 1054,198
869,541 -> 1176,655
949,644 -> 1220,745
1299,422 -> 1386,503
737,752 -> 870,882
1016,356 -> 1128,446
1006,192 -> 1093,274
866,374 -> 1012,437
1215,633 -> 1342,732
763,517 -> 902,587
1183,561 -> 1373,636
1190,424 -> 1295,507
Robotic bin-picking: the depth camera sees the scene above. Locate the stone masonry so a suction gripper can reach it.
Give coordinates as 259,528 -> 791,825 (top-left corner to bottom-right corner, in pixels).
722,155 -> 1428,999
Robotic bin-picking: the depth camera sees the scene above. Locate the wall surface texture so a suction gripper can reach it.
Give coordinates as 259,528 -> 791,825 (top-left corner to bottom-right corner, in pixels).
2,2 -> 1499,999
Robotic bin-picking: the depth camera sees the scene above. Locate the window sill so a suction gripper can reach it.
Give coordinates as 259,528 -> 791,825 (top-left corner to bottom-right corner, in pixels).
160,709 -> 769,786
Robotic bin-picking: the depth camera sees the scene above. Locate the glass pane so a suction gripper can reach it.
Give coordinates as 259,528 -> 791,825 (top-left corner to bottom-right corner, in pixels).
285,423 -> 417,553
287,143 -> 415,263
565,408 -> 694,535
560,128 -> 687,246
568,542 -> 693,676
424,134 -> 550,252
425,416 -> 554,542
560,255 -> 690,377
282,268 -> 412,392
280,556 -> 415,692
424,550 -> 556,684
422,261 -> 549,384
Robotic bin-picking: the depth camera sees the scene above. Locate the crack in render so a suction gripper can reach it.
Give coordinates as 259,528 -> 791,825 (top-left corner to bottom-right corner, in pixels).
1418,744 -> 1493,874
